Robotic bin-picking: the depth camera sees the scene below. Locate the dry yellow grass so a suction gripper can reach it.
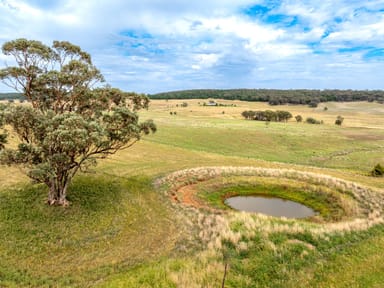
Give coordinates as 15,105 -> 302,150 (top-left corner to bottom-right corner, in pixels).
144,99 -> 384,129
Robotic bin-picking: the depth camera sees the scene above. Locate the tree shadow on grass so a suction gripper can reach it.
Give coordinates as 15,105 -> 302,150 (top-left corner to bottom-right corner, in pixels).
67,175 -> 125,211
0,175 -> 125,217
0,174 -> 150,243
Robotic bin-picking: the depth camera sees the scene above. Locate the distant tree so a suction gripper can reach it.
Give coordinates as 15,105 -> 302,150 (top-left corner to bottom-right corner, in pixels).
295,115 -> 303,123
323,106 -> 328,111
243,110 -> 293,122
276,110 -> 292,122
308,101 -> 319,108
264,110 -> 277,122
268,98 -> 281,105
335,115 -> 344,126
254,111 -> 265,121
0,39 -> 156,206
241,110 -> 251,119
241,110 -> 256,120
371,163 -> 384,177
149,88 -> 384,104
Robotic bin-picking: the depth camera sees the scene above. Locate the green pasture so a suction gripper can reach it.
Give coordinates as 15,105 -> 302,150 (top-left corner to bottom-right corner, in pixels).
0,100 -> 383,287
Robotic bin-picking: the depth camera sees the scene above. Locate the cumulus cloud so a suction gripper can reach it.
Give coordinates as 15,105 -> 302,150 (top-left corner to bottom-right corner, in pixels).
0,0 -> 383,93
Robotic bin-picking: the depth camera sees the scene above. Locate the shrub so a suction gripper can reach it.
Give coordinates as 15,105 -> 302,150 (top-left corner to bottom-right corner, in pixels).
306,117 -> 321,124
335,115 -> 344,126
295,115 -> 303,123
371,163 -> 384,177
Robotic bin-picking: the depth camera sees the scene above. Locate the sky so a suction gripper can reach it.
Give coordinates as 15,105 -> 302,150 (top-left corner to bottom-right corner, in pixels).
0,0 -> 384,94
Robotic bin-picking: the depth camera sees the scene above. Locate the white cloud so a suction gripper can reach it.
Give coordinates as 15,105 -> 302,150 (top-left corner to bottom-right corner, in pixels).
0,0 -> 384,93
191,53 -> 220,70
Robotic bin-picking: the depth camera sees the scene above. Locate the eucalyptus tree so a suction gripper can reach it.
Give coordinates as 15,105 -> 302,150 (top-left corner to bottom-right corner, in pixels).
0,39 -> 156,206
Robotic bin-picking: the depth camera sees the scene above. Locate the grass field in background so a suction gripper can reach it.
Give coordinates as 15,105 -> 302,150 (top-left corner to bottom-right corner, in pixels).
0,100 -> 383,287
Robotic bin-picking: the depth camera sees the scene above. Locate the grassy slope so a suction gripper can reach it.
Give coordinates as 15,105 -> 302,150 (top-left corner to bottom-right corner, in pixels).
0,175 -> 180,287
312,234 -> 384,287
0,100 -> 383,287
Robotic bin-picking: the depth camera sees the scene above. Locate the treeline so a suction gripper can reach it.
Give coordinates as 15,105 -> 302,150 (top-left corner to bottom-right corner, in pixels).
0,93 -> 23,101
242,110 -> 292,122
149,89 -> 384,105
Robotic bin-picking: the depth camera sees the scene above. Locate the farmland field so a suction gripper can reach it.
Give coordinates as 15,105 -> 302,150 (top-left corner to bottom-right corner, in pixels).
0,99 -> 383,287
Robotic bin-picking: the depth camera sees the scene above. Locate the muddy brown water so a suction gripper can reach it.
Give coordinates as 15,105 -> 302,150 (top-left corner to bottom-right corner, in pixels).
225,196 -> 316,218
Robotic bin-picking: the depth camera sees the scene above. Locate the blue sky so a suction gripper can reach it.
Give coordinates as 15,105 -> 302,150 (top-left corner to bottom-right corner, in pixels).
0,0 -> 384,93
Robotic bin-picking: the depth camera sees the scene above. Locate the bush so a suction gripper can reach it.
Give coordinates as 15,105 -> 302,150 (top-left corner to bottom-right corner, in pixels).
335,115 -> 344,126
371,163 -> 384,177
306,117 -> 321,124
295,115 -> 303,123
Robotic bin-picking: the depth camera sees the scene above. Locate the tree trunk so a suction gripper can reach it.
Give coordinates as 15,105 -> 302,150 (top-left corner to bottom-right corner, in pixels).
46,178 -> 70,206
58,182 -> 69,206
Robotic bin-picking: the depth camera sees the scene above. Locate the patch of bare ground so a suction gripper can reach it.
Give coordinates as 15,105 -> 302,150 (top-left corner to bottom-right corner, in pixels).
176,184 -> 206,208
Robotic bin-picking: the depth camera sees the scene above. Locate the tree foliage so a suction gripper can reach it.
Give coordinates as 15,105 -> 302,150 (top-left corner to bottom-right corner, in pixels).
0,39 -> 156,206
242,110 -> 292,122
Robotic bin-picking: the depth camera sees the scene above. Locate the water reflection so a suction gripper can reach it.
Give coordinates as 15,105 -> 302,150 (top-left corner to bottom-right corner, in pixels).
225,196 -> 316,218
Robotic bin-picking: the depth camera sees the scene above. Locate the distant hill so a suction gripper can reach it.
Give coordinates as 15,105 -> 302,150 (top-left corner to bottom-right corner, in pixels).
0,93 -> 24,101
149,89 -> 384,106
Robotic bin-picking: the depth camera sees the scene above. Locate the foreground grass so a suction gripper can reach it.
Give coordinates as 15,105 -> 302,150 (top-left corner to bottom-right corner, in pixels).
98,224 -> 384,288
310,231 -> 384,287
0,175 -> 179,287
222,224 -> 384,288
